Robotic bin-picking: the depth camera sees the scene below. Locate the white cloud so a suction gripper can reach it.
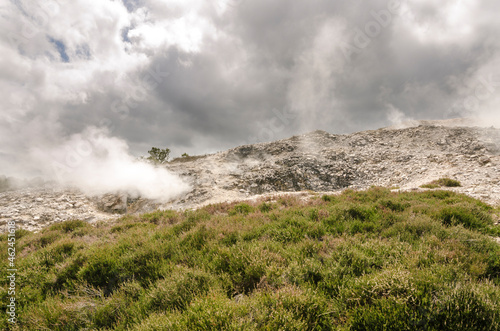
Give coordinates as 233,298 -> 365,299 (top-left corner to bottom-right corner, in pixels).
402,0 -> 477,44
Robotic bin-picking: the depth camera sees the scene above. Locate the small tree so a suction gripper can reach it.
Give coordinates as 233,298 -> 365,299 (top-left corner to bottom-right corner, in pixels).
181,153 -> 189,158
147,147 -> 170,164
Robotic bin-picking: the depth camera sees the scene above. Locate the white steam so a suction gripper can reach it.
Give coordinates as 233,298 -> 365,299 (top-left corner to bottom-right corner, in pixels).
464,58 -> 500,128
30,127 -> 190,201
385,104 -> 414,128
287,19 -> 346,133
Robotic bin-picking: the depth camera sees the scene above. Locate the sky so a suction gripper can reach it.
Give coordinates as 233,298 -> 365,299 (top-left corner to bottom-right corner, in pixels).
1,0 -> 500,180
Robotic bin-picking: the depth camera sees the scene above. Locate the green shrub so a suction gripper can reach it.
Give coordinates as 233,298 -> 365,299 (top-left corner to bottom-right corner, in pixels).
141,209 -> 179,224
350,298 -> 424,331
248,287 -> 334,330
146,268 -> 212,311
258,202 -> 273,213
36,230 -> 62,248
49,220 -> 88,233
220,232 -> 239,246
430,286 -> 500,330
421,177 -> 462,188
229,203 -> 254,215
437,178 -> 462,187
421,183 -> 440,189
77,250 -> 120,295
180,226 -> 214,250
435,205 -> 492,230
147,147 -> 170,164
3,188 -> 500,330
343,205 -> 378,222
321,194 -> 333,202
379,199 -> 409,212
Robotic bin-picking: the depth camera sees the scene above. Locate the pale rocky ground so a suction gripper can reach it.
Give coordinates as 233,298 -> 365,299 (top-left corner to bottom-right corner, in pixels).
1,119 -> 499,233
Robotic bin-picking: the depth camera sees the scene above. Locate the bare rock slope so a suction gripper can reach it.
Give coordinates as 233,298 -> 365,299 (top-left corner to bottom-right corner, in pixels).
167,123 -> 500,208
1,121 -> 499,232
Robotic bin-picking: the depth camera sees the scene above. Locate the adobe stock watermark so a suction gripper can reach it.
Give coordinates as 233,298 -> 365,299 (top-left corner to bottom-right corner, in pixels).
340,0 -> 413,61
50,131 -> 97,182
219,0 -> 246,10
463,74 -> 500,112
248,108 -> 299,143
7,0 -> 70,48
110,65 -> 170,118
6,220 -> 17,324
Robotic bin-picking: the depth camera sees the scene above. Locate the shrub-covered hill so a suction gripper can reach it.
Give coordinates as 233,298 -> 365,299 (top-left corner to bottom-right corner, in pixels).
1,188 -> 500,330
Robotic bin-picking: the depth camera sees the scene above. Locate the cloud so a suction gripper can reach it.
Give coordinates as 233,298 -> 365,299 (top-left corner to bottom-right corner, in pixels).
1,0 -> 500,184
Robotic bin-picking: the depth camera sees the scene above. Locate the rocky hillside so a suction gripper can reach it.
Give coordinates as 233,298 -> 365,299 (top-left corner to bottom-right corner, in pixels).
167,122 -> 500,208
1,120 -> 499,232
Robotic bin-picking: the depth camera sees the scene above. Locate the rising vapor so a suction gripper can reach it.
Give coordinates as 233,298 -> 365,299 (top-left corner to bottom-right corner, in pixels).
30,127 -> 190,201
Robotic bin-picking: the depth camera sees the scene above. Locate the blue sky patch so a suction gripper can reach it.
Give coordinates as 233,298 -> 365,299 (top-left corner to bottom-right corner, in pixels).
48,37 -> 69,63
122,0 -> 143,12
121,27 -> 132,43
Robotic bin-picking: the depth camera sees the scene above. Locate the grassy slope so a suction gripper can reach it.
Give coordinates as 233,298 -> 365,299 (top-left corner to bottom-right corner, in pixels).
1,188 -> 500,330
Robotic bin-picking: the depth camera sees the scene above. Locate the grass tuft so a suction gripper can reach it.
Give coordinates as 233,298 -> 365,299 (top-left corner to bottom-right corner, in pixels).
421,177 -> 462,188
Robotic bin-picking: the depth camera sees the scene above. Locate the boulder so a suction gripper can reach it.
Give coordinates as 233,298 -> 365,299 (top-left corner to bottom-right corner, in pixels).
97,194 -> 128,214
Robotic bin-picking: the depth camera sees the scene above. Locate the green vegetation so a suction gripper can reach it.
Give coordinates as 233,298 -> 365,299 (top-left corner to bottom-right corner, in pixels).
147,147 -> 171,165
170,154 -> 205,163
1,188 -> 499,330
421,177 -> 462,189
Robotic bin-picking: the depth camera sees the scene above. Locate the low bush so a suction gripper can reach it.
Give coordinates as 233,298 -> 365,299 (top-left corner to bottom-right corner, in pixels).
0,187 -> 499,330
421,177 -> 462,188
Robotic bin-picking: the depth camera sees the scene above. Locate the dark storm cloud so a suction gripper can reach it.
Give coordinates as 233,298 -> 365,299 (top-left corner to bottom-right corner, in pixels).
113,0 -> 500,147
1,0 -> 500,178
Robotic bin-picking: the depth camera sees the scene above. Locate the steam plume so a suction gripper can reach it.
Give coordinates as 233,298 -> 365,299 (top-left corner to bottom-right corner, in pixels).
29,127 -> 190,201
